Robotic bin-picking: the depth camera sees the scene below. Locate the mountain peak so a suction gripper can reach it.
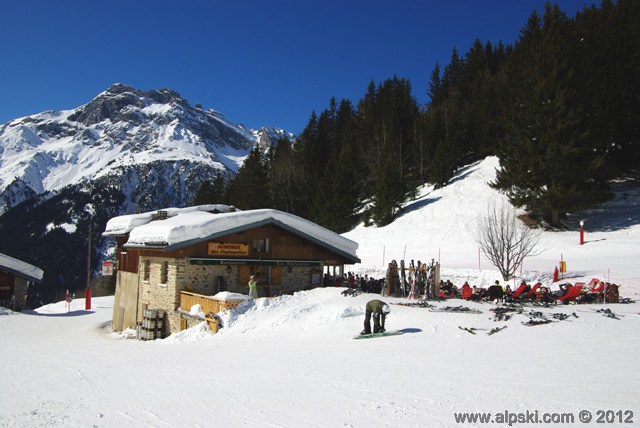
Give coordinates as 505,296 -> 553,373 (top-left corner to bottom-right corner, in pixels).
0,83 -> 295,213
105,83 -> 136,95
68,84 -> 187,126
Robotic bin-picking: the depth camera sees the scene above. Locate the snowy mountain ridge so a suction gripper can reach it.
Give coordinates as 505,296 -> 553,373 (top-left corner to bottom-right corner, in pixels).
0,83 -> 293,212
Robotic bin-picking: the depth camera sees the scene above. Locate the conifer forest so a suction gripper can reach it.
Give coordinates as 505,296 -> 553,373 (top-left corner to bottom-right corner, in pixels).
199,1 -> 638,231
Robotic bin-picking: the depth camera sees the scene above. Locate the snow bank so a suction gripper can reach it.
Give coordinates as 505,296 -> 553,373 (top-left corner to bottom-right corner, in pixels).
212,291 -> 251,301
161,321 -> 214,343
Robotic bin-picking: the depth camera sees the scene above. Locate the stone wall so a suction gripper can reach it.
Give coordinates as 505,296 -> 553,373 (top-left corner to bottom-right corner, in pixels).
280,267 -> 316,294
175,260 -> 237,296
136,257 -> 327,334
137,256 -> 179,334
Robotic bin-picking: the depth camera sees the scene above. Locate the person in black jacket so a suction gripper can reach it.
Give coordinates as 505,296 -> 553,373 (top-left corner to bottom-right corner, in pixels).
487,280 -> 504,302
361,299 -> 391,334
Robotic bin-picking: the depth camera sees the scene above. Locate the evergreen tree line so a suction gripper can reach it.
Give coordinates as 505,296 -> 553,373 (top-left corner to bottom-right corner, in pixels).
195,0 -> 638,231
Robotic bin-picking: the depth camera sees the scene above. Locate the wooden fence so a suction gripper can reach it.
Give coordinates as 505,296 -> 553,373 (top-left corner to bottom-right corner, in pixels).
179,291 -> 245,313
179,291 -> 246,332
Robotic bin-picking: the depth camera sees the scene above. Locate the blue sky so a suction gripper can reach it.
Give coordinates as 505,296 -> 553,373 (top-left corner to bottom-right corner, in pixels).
0,1 -> 594,134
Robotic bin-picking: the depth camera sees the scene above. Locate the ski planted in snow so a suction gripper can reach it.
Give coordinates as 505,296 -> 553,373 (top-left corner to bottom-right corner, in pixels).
400,259 -> 407,298
409,259 -> 417,299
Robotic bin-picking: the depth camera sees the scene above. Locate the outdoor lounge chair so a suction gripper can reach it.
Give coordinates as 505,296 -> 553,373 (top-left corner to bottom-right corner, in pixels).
582,281 -> 605,303
553,284 -> 584,304
523,283 -> 541,300
511,284 -> 528,299
437,291 -> 454,299
588,278 -> 600,288
591,283 -> 604,293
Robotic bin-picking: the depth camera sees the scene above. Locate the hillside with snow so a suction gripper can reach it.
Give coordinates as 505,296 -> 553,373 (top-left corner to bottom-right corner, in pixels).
346,157 -> 640,295
1,156 -> 639,427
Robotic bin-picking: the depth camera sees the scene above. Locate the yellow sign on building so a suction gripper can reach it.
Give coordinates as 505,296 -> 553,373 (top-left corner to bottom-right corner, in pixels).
208,242 -> 249,257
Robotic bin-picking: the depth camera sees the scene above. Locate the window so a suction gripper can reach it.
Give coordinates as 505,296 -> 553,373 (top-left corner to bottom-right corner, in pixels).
142,260 -> 150,281
253,238 -> 270,253
160,261 -> 169,284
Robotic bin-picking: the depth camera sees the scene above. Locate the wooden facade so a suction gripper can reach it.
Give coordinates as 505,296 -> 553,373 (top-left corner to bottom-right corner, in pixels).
117,224 -> 351,274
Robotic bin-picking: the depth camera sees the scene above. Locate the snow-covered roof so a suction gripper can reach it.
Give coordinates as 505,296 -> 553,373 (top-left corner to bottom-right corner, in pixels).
102,205 -> 236,236
103,206 -> 360,263
0,252 -> 44,283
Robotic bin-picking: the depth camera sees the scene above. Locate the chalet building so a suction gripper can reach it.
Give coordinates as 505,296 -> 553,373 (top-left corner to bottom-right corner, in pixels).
103,205 -> 360,334
0,252 -> 44,311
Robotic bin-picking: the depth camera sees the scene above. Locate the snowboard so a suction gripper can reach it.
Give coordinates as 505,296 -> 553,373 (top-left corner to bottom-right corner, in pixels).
353,330 -> 402,340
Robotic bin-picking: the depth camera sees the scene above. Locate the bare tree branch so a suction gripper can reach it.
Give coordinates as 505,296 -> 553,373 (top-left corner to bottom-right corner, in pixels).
474,201 -> 543,281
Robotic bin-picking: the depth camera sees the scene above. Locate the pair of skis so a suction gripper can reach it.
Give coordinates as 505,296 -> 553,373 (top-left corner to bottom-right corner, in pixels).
431,306 -> 482,314
458,325 -> 507,335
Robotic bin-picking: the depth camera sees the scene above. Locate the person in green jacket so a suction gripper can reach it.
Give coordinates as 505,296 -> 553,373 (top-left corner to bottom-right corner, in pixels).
361,299 -> 390,335
248,275 -> 258,298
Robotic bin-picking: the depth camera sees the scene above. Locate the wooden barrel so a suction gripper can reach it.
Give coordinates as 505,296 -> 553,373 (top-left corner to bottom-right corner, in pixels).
139,309 -> 166,340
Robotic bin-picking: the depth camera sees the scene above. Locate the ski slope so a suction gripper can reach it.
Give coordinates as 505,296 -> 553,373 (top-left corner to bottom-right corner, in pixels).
1,156 -> 639,427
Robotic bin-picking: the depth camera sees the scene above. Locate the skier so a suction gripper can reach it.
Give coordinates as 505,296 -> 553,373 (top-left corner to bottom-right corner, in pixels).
361,299 -> 391,335
248,275 -> 258,298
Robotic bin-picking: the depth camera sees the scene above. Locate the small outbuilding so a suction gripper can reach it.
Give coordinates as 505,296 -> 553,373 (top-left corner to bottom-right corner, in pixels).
0,252 -> 44,311
103,205 -> 360,334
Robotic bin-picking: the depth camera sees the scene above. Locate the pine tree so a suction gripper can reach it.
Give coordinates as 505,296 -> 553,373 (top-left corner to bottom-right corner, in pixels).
192,172 -> 226,206
224,147 -> 270,210
310,99 -> 362,232
493,4 -> 611,226
193,180 -> 216,206
572,0 -> 640,175
357,77 -> 420,225
266,138 -> 305,214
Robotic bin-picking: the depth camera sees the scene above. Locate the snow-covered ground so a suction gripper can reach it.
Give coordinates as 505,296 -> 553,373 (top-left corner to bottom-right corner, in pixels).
1,157 -> 639,427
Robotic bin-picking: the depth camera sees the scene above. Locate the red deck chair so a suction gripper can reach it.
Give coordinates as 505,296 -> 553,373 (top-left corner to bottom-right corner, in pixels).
524,283 -> 541,299
437,291 -> 454,299
511,284 -> 528,299
555,284 -> 583,303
